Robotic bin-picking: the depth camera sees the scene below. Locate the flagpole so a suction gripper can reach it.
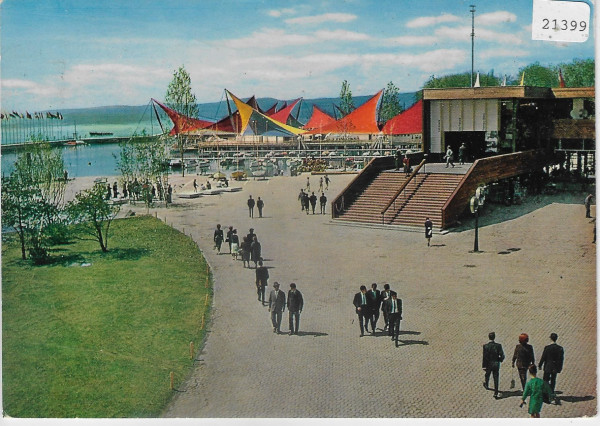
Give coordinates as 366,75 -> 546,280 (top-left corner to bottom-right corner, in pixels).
470,5 -> 476,87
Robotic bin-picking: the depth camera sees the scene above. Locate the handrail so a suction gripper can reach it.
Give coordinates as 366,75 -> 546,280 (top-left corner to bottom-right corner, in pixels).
380,159 -> 427,220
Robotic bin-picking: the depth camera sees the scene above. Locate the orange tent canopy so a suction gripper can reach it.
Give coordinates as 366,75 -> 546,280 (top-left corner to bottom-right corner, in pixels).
381,100 -> 422,135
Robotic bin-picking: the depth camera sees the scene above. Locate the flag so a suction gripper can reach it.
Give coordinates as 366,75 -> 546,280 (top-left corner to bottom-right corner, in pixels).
519,72 -> 525,86
474,72 -> 481,88
558,69 -> 566,88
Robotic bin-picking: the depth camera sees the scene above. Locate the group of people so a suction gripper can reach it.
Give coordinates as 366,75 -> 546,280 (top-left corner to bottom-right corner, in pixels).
298,189 -> 328,215
352,283 -> 403,345
247,195 -> 265,218
213,225 -> 263,268
253,256 -> 304,335
105,178 -> 172,204
482,332 -> 565,417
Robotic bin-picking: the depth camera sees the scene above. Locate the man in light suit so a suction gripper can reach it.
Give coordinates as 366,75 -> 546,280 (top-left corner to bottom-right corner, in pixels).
268,282 -> 286,334
538,332 -> 564,401
380,283 -> 393,331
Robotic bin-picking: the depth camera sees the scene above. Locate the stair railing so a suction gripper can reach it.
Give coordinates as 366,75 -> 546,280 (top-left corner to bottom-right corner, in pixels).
380,159 -> 426,224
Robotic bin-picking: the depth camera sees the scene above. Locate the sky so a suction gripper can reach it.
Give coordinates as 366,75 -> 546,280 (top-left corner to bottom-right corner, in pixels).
0,0 -> 595,111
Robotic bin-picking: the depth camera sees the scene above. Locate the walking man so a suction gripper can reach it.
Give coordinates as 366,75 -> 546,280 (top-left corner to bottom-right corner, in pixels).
538,333 -> 564,401
367,283 -> 382,332
257,197 -> 264,218
193,179 -> 198,193
213,224 -> 224,254
287,283 -> 304,335
384,292 -> 402,345
483,331 -> 505,399
319,193 -> 327,214
445,146 -> 455,168
268,282 -> 286,334
425,217 -> 433,247
459,143 -> 466,165
255,260 -> 269,305
247,195 -> 255,218
353,285 -> 370,337
380,284 -> 393,331
306,176 -> 310,191
585,193 -> 593,218
318,176 -> 324,192
302,192 -> 310,215
298,189 -> 305,211
324,174 -> 330,190
309,192 -> 317,214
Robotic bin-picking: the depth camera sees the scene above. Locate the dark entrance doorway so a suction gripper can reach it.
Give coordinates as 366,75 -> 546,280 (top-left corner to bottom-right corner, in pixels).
444,131 -> 486,162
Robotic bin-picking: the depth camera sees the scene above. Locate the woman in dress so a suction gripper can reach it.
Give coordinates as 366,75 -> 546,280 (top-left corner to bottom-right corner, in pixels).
230,229 -> 239,260
213,224 -> 224,254
512,333 -> 535,390
241,236 -> 251,268
519,365 -> 553,418
250,236 -> 262,268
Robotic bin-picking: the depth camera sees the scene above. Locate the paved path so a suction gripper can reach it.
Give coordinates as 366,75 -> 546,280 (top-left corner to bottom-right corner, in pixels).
126,173 -> 596,418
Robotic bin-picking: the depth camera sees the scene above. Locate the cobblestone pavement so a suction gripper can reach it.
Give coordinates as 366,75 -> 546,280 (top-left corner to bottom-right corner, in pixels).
142,174 -> 596,418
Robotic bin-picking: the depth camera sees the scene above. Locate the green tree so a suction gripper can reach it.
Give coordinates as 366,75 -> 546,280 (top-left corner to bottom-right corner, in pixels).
67,184 -> 121,253
339,80 -> 355,116
422,71 -> 501,89
165,66 -> 198,177
517,62 -> 557,87
559,58 -> 594,87
1,142 -> 67,262
380,81 -> 404,124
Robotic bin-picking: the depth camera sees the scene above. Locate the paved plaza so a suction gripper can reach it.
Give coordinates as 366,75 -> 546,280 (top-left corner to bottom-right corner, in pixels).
94,172 -> 596,418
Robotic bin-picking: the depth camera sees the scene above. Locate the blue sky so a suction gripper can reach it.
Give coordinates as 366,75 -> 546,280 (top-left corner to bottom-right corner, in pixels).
1,0 -> 595,110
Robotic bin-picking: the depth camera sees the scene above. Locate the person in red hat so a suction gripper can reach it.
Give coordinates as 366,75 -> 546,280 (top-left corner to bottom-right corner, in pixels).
512,333 -> 535,391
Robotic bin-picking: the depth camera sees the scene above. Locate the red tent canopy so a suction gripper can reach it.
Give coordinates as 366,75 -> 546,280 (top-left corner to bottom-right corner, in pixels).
303,105 -> 336,131
268,98 -> 301,124
305,90 -> 383,134
381,100 -> 422,135
153,99 -> 214,135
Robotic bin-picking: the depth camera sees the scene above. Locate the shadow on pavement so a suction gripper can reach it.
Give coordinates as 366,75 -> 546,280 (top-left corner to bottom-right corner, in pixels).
496,390 -> 522,400
296,331 -> 328,337
558,395 -> 595,403
396,339 -> 429,346
399,330 -> 421,336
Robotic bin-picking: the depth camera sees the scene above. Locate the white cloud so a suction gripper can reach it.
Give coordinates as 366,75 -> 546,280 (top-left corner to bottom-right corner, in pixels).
385,35 -> 439,46
406,13 -> 461,28
479,48 -> 529,59
267,8 -> 296,18
434,25 -> 523,45
2,79 -> 60,97
478,11 -> 517,25
285,13 -> 357,25
222,29 -> 314,49
314,30 -> 371,42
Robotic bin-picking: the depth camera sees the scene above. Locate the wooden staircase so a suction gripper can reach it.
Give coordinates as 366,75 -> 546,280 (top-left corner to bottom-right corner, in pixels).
336,170 -> 464,228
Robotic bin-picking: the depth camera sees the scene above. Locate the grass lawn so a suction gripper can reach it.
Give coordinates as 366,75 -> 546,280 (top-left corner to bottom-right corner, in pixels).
2,216 -> 212,417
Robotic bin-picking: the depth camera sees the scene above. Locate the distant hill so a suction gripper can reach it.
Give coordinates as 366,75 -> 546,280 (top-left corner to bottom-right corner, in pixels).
56,92 -> 418,126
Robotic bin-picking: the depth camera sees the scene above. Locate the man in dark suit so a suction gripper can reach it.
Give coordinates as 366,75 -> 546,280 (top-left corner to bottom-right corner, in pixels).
384,292 -> 402,345
268,282 -> 286,334
538,332 -> 564,399
482,332 -> 505,399
366,283 -> 382,332
247,195 -> 255,217
287,283 -> 304,335
353,285 -> 370,337
255,260 -> 269,305
380,284 -> 393,331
